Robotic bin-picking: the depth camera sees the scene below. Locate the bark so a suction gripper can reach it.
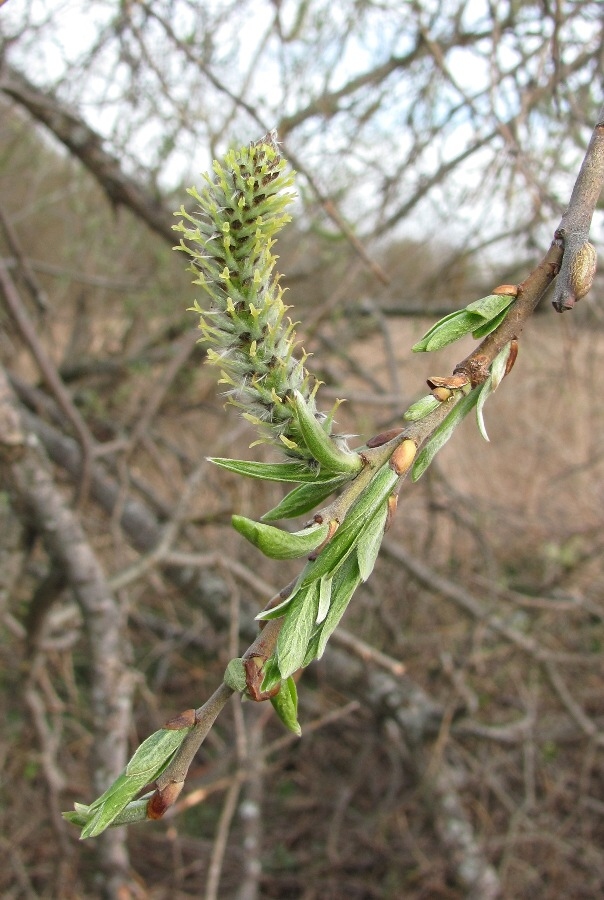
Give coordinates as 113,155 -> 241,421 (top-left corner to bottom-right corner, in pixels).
0,366 -> 135,899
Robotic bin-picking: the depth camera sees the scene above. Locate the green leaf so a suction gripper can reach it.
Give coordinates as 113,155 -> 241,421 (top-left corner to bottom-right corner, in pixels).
260,656 -> 282,695
475,377 -> 493,442
302,628 -> 323,667
261,476 -> 347,521
277,582 -> 320,678
126,727 -> 190,777
490,342 -> 513,392
411,308 -> 469,352
412,388 -> 480,481
317,575 -> 333,624
356,501 -> 389,582
465,292 -> 515,320
209,458 -> 326,483
293,391 -> 362,475
403,394 -> 440,421
224,658 -> 247,693
73,725 -> 192,838
64,794 -> 154,833
475,342 -> 512,442
297,464 -> 399,588
80,772 -> 154,838
412,294 -> 516,352
315,555 -> 362,660
424,311 -> 481,351
270,676 -> 302,736
471,306 -> 509,339
255,583 -> 300,621
63,805 -> 92,828
232,515 -> 330,560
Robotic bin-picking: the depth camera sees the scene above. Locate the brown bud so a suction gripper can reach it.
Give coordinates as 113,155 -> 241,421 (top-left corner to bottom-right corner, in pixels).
163,709 -> 196,730
385,494 -> 398,531
390,439 -> 417,476
431,386 -> 452,402
427,374 -> 470,391
366,427 -> 404,449
504,339 -> 519,377
492,284 -> 519,296
147,781 -> 184,819
569,241 -> 597,302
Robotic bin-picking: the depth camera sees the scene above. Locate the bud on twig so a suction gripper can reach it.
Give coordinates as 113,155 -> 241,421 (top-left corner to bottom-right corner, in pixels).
552,240 -> 597,311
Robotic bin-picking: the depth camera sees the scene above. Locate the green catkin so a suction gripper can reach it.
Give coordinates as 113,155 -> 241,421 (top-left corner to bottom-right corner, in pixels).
173,132 -> 330,461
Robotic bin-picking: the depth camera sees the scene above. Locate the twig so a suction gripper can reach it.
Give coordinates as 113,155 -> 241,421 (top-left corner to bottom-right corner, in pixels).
543,659 -> 602,743
125,330 -> 200,457
0,366 -> 135,894
551,100 -> 604,311
204,778 -> 241,900
0,201 -> 49,312
0,64 -> 176,244
169,700 -> 361,819
454,241 -> 563,387
0,262 -> 95,503
152,683 -> 234,808
236,713 -> 265,900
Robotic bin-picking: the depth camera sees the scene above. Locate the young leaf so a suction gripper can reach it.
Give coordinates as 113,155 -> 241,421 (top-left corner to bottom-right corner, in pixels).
423,311 -> 481,351
261,476 -> 347,521
64,794 -> 154,833
471,306 -> 509,339
209,458 -> 329,483
223,657 -> 247,693
125,726 -> 191,777
256,583 -> 301,621
277,581 -> 320,678
317,574 -> 333,624
464,292 -> 516,320
83,776 -> 155,837
315,555 -> 362,660
475,376 -> 493,442
81,764 -> 166,838
403,394 -> 441,421
412,388 -> 480,480
232,515 -> 330,560
412,294 -> 516,352
411,308 -> 470,351
293,390 -> 362,475
356,501 -> 389,582
490,341 -> 513,392
297,464 -> 399,588
260,656 -> 282,695
270,676 -> 302,736
302,628 -> 323,667
475,342 -> 513,441
75,723 -> 192,836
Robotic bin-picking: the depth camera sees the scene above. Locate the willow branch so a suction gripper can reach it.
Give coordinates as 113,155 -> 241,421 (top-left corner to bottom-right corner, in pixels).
551,100 -> 604,311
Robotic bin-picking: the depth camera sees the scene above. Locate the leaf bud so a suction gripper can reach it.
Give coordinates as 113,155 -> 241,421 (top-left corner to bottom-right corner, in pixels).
390,439 -> 417,476
491,284 -> 518,296
569,241 -> 597,302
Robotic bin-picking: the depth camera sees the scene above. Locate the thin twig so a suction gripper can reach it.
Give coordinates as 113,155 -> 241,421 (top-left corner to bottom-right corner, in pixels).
204,778 -> 241,900
0,201 -> 49,312
0,262 -> 95,503
551,100 -> 604,311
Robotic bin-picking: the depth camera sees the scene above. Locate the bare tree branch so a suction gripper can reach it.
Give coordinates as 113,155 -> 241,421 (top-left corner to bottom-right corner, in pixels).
0,365 -> 135,897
